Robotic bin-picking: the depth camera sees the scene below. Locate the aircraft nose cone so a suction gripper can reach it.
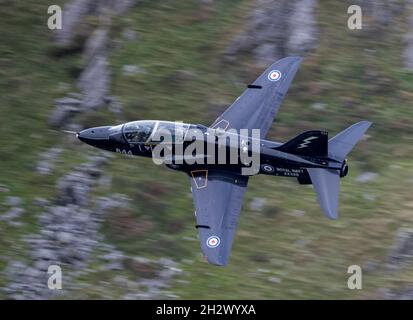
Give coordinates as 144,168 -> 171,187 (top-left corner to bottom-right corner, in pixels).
77,126 -> 111,144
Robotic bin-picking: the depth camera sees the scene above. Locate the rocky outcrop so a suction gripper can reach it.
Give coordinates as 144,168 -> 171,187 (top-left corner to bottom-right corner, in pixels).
110,0 -> 139,15
55,0 -> 138,48
3,155 -> 127,299
403,15 -> 413,71
77,56 -> 110,110
36,147 -> 63,175
50,0 -> 137,128
82,28 -> 108,64
378,228 -> 413,300
354,0 -> 407,28
0,207 -> 25,227
224,0 -> 318,65
354,0 -> 412,71
386,228 -> 413,271
4,150 -> 181,299
122,257 -> 182,299
1,196 -> 24,227
355,172 -> 378,183
54,0 -> 96,48
2,0 -> 184,300
383,287 -> 413,300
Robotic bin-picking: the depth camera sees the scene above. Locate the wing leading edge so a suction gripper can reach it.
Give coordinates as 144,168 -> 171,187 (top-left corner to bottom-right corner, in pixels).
189,170 -> 248,266
211,56 -> 303,139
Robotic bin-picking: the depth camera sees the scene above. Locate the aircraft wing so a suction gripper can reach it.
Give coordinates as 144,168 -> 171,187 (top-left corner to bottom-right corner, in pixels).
211,56 -> 302,139
189,170 -> 248,266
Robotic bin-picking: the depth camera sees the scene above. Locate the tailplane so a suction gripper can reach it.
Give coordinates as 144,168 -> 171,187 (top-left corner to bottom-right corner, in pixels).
307,168 -> 340,219
328,121 -> 372,161
307,121 -> 372,219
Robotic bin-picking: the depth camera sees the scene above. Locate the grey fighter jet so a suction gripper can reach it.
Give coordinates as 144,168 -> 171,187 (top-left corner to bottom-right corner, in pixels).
77,57 -> 372,266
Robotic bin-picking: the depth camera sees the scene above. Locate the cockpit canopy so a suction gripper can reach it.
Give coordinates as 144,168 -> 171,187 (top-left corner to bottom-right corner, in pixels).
123,121 -> 190,144
123,121 -> 155,143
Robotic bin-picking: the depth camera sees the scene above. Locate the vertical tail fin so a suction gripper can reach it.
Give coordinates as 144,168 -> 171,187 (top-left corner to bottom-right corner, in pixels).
277,130 -> 328,157
308,121 -> 372,219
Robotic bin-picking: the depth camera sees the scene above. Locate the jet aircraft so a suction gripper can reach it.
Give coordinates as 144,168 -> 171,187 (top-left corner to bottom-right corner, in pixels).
77,57 -> 372,266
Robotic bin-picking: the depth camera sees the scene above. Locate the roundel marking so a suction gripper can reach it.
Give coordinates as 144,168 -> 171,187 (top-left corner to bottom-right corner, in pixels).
206,236 -> 221,248
262,164 -> 275,173
268,70 -> 282,82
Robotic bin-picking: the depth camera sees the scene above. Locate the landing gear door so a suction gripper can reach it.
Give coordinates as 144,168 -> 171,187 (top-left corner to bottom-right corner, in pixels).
191,170 -> 208,189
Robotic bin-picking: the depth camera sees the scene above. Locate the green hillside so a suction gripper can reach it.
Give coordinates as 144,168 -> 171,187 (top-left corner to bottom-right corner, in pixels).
0,0 -> 412,299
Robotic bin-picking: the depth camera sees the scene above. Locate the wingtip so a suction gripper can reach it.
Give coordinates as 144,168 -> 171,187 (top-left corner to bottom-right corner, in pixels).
365,120 -> 373,128
325,210 -> 339,220
283,56 -> 303,64
285,55 -> 303,60
207,258 -> 228,267
355,120 -> 373,128
322,201 -> 339,220
270,56 -> 303,67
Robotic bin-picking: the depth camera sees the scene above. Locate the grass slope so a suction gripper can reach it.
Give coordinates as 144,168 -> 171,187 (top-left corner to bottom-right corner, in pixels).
0,0 -> 412,299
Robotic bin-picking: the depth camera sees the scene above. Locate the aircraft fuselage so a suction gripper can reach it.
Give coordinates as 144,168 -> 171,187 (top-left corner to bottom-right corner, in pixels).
77,121 -> 346,184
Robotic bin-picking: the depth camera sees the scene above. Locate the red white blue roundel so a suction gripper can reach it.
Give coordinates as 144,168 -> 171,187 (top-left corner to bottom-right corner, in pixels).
206,236 -> 220,248
268,70 -> 282,81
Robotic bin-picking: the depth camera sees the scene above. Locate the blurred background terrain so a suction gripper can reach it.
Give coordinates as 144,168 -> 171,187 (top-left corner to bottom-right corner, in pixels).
0,0 -> 412,299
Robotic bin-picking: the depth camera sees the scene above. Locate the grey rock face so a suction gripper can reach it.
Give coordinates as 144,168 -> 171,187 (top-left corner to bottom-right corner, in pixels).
380,286 -> 413,300
287,209 -> 305,217
311,102 -> 326,111
101,250 -> 125,271
1,196 -> 24,226
33,197 -> 50,207
4,196 -> 22,207
111,0 -> 138,15
36,147 -> 63,175
224,0 -> 319,64
57,171 -> 93,207
54,0 -> 138,48
82,28 -> 108,64
356,172 -> 378,183
105,96 -> 123,114
286,0 -> 318,56
387,228 -> 413,270
3,155 -> 129,299
77,56 -> 110,110
55,0 -> 96,47
249,197 -> 267,212
51,0 -> 140,127
394,287 -> 413,300
355,0 -> 407,28
0,207 -> 25,225
122,258 -> 182,300
49,98 -> 82,128
122,65 -> 145,76
404,15 -> 413,71
122,28 -> 138,41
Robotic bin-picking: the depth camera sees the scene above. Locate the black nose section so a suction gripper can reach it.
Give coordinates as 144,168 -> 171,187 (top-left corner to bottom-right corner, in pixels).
77,126 -> 111,144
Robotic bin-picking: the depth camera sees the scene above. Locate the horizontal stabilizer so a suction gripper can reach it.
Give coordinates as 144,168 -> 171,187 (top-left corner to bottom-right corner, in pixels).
329,121 -> 372,161
307,168 -> 340,219
308,121 -> 372,219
